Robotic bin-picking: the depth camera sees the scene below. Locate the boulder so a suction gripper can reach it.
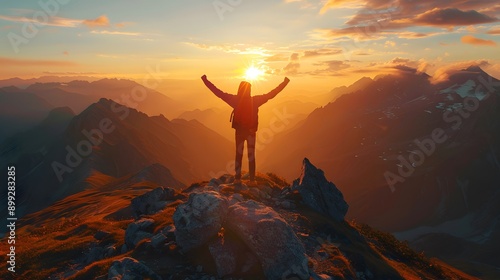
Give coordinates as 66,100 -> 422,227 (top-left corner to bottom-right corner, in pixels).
108,257 -> 162,280
173,191 -> 228,253
293,158 -> 348,222
125,218 -> 155,248
208,232 -> 258,277
225,200 -> 309,280
208,237 -> 238,277
131,187 -> 176,218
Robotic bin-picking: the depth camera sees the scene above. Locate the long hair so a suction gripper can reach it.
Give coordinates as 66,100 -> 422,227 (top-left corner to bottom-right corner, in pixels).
237,81 -> 251,98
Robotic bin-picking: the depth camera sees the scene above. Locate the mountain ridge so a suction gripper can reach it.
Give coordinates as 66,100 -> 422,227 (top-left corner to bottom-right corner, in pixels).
0,158 -> 477,279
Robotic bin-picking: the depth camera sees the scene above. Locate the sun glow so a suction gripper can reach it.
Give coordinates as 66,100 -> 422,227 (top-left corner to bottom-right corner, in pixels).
244,66 -> 264,81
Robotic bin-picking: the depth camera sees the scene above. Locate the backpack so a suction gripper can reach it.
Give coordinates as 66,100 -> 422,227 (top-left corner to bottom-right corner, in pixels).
230,95 -> 254,130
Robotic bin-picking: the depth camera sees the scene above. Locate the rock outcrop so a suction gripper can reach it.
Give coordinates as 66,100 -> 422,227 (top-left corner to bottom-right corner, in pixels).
226,200 -> 310,280
108,257 -> 162,280
131,187 -> 176,218
292,158 -> 348,222
173,191 -> 228,253
125,218 -> 155,249
15,159 -> 474,280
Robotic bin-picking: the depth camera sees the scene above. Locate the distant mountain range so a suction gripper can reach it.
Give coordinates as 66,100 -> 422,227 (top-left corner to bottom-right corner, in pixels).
0,78 -> 185,139
260,66 -> 500,275
1,98 -> 233,226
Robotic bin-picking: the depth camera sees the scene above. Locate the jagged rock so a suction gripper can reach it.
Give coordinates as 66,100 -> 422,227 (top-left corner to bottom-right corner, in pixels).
225,200 -> 310,280
173,191 -> 228,253
208,178 -> 222,187
108,257 -> 162,280
293,158 -> 348,222
131,187 -> 176,218
218,174 -> 234,184
159,224 -> 176,241
125,218 -> 155,248
229,193 -> 244,205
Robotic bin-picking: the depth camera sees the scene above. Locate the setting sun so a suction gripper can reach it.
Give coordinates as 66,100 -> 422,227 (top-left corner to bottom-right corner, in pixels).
244,66 -> 264,81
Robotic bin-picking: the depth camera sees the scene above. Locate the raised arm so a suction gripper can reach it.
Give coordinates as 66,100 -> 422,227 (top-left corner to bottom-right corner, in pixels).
201,75 -> 235,106
254,77 -> 290,106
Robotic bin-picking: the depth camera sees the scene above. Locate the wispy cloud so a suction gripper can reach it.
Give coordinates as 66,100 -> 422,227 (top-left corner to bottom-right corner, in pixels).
302,48 -> 343,57
90,30 -> 141,36
461,35 -> 497,46
0,15 -> 80,27
184,42 -> 270,56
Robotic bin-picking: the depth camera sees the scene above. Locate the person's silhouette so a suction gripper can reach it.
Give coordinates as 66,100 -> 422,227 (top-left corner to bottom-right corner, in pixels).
201,75 -> 290,182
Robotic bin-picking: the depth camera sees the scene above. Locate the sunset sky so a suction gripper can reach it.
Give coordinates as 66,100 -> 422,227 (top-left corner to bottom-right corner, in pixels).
1,0 -> 499,91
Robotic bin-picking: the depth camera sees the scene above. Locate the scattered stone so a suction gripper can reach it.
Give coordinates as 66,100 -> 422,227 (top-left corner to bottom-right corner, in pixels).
104,245 -> 117,258
218,174 -> 234,184
108,257 -> 162,280
131,187 -> 176,218
225,200 -> 310,280
125,218 -> 155,248
151,233 -> 168,249
208,178 -> 222,187
229,193 -> 244,205
173,191 -> 229,253
292,158 -> 348,222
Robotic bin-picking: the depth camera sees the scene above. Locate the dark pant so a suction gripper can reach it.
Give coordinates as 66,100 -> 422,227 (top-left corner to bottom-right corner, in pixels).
235,129 -> 256,180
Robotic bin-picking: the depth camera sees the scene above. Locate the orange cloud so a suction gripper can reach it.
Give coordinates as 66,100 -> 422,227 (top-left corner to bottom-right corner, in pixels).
487,27 -> 500,34
82,15 -> 110,28
461,35 -> 497,46
320,0 -> 362,14
0,57 -> 77,67
303,48 -> 342,58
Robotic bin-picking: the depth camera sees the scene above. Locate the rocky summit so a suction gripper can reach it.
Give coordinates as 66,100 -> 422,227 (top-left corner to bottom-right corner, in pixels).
4,159 -> 475,280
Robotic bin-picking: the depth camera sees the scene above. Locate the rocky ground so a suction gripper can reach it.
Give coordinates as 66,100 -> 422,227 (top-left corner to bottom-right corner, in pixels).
1,159 -> 475,279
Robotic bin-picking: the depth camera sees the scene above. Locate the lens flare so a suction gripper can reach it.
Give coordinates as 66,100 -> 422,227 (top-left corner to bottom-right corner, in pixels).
244,66 -> 264,81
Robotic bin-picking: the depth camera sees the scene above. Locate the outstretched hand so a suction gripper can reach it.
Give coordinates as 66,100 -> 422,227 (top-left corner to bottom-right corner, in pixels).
201,74 -> 207,80
284,77 -> 290,83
